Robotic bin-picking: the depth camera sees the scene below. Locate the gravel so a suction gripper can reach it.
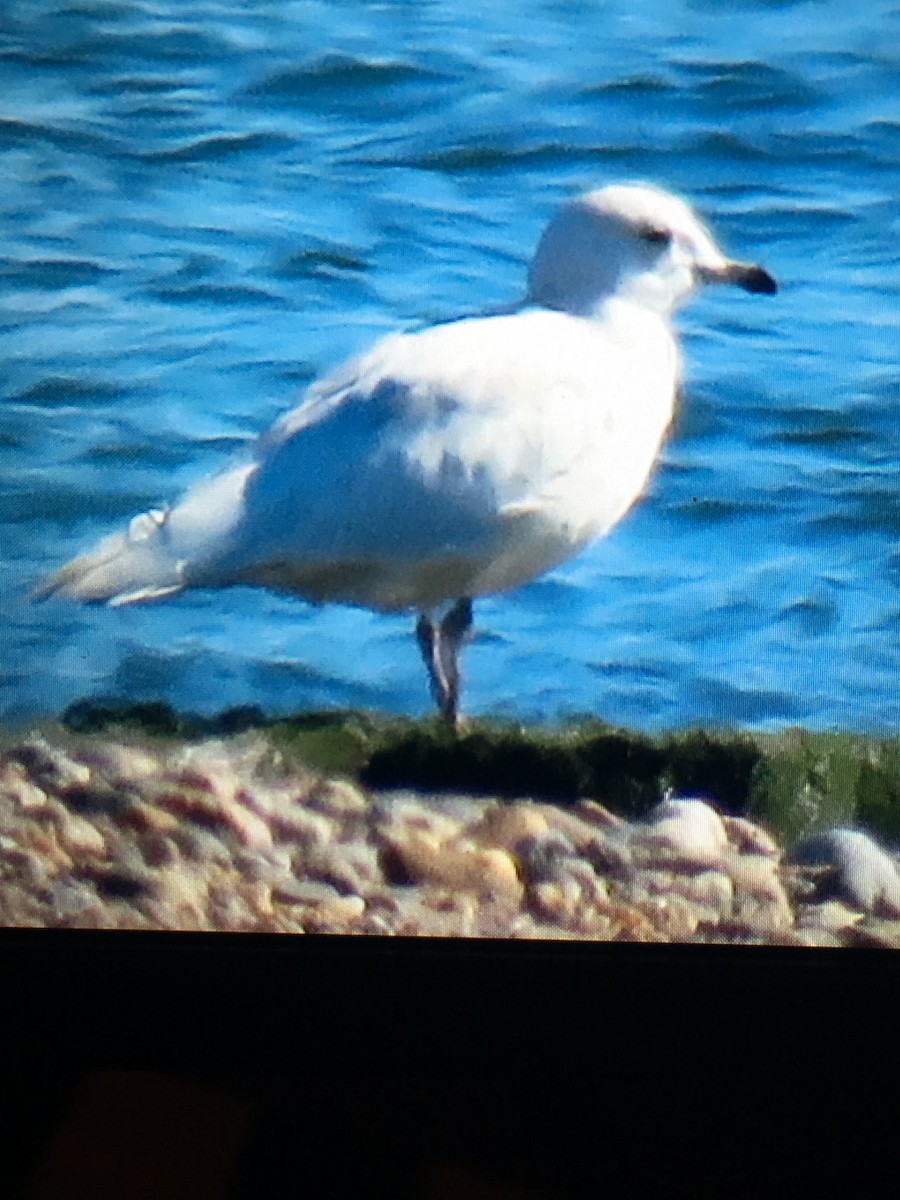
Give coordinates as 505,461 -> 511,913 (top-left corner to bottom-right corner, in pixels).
1,727 -> 897,946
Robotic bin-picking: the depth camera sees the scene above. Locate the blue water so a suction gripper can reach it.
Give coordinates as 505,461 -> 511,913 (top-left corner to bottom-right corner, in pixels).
1,0 -> 899,731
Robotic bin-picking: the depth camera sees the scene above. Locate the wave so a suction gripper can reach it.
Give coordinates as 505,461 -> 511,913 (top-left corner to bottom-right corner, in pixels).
139,130 -> 294,164
242,55 -> 452,107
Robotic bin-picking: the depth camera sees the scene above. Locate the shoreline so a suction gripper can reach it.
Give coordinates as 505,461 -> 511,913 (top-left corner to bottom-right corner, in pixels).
2,706 -> 900,943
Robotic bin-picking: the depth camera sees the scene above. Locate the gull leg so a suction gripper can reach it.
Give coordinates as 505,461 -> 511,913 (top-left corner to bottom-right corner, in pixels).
437,597 -> 473,726
415,612 -> 445,714
415,597 -> 474,727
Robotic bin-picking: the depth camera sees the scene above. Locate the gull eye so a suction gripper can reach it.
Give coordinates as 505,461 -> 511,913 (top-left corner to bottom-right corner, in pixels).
638,224 -> 673,247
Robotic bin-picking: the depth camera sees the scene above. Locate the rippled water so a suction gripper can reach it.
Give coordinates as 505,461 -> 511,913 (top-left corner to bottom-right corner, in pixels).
1,0 -> 899,730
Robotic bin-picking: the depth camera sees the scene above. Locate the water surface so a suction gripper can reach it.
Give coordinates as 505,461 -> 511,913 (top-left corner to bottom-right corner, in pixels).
2,0 -> 899,730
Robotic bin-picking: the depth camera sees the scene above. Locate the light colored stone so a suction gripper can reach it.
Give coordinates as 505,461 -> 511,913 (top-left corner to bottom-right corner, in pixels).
301,897 -> 367,931
169,824 -> 233,867
560,859 -> 609,905
388,896 -> 468,937
732,890 -> 793,936
317,893 -> 365,924
149,865 -> 210,928
789,828 -> 900,917
514,833 -> 576,884
581,834 -> 635,880
308,778 -> 369,819
722,816 -> 780,858
541,805 -> 618,850
574,799 -> 625,830
529,878 -> 582,925
0,762 -> 50,811
850,920 -> 900,950
606,901 -> 666,942
2,843 -> 56,896
377,799 -> 465,845
723,851 -> 786,901
19,824 -> 74,874
640,893 -> 701,941
119,800 -> 179,837
238,879 -> 276,921
385,829 -> 522,900
302,843 -> 379,894
273,879 -> 343,907
468,802 -> 551,850
50,880 -> 107,923
169,734 -> 269,799
571,908 -> 616,941
637,868 -> 676,897
360,912 -> 396,935
797,901 -> 863,934
80,741 -> 162,782
16,738 -> 92,788
638,798 -> 728,867
222,800 -> 274,851
790,928 -> 847,949
207,883 -> 254,930
268,804 -> 334,848
156,786 -> 226,829
671,869 -> 734,914
51,807 -> 107,858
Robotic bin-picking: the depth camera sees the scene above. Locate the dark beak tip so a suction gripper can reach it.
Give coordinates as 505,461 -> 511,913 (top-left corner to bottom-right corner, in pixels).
742,265 -> 778,296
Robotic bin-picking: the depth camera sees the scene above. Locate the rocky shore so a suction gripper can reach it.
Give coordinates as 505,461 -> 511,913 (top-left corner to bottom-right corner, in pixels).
3,719 -> 900,946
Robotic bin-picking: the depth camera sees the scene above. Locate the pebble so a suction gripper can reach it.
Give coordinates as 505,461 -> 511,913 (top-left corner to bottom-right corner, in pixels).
301,842 -> 379,895
722,816 -> 780,858
50,805 -> 107,858
788,828 -> 900,917
119,800 -> 180,837
543,804 -> 619,850
468,802 -> 551,851
307,778 -> 369,819
76,741 -> 162,783
147,865 -> 210,929
850,920 -> 900,950
50,879 -> 108,924
731,889 -> 794,937
574,798 -> 625,830
384,828 -> 523,901
515,833 -> 578,884
796,901 -> 863,934
671,869 -> 734,915
724,852 -> 786,902
529,878 -> 584,927
268,805 -> 335,848
221,800 -> 274,852
272,879 -> 343,907
9,738 -> 91,790
580,833 -> 635,881
0,762 -> 50,812
639,892 -> 702,941
376,796 -> 466,844
637,798 -> 729,867
316,894 -> 366,924
156,787 -> 227,831
788,928 -> 846,949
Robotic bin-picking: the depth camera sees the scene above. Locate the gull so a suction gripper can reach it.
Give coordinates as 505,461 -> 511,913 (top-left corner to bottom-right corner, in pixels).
35,182 -> 777,726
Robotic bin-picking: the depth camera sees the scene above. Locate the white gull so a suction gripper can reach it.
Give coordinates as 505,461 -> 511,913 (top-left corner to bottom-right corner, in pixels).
36,182 -> 777,725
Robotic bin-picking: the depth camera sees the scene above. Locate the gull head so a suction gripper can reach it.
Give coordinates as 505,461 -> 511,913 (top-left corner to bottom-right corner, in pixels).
527,182 -> 777,318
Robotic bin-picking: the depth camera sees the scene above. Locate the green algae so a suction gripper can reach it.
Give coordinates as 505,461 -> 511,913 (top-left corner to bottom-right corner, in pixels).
56,698 -> 900,843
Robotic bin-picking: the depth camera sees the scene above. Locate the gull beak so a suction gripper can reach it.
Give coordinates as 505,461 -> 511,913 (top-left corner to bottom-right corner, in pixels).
698,259 -> 778,295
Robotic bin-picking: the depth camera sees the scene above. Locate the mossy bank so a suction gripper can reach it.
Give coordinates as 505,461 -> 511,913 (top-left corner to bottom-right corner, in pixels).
53,699 -> 900,846
4,700 -> 900,943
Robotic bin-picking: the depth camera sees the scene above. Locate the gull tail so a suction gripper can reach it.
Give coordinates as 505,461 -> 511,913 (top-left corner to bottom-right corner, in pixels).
32,508 -> 185,606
